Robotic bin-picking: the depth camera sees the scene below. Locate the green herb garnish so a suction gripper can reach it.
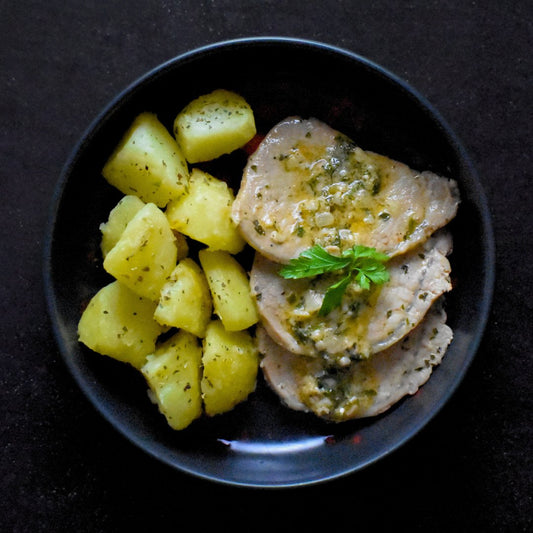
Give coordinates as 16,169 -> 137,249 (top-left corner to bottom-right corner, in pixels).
279,244 -> 390,315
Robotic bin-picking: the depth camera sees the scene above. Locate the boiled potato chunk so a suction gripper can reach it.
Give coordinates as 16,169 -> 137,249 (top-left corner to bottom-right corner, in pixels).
78,280 -> 164,369
166,168 -> 245,254
100,195 -> 145,257
198,249 -> 258,331
201,320 -> 259,416
103,203 -> 177,300
154,257 -> 212,337
102,112 -> 189,207
173,89 -> 256,163
142,330 -> 202,430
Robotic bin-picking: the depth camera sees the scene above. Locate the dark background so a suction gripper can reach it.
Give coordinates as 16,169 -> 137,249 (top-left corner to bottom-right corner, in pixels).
1,1 -> 531,531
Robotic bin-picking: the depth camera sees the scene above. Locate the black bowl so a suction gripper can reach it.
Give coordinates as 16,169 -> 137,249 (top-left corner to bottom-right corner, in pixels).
43,37 -> 494,487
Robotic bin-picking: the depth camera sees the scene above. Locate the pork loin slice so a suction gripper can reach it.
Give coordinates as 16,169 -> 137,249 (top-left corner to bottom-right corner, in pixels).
232,117 -> 459,264
258,301 -> 453,421
250,231 -> 452,363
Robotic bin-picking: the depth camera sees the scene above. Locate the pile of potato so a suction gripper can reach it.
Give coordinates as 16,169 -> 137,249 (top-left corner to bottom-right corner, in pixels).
78,89 -> 260,430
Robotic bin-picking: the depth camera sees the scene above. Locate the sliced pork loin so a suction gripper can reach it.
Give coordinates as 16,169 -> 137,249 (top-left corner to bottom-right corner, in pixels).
232,117 -> 459,264
258,301 -> 453,422
250,230 -> 453,364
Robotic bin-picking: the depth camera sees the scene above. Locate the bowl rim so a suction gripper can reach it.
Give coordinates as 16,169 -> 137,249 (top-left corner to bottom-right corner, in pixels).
42,36 -> 495,488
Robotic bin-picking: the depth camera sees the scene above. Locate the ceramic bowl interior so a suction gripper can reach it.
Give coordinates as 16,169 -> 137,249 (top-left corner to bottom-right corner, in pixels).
44,37 -> 494,487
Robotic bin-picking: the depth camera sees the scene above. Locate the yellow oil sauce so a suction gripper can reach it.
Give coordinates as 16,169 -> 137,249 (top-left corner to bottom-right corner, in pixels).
281,275 -> 385,362
292,351 -> 379,421
340,283 -> 384,358
269,136 -> 398,251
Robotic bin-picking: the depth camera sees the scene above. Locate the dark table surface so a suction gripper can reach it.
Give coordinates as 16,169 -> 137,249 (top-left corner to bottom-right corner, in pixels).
2,1 -> 531,531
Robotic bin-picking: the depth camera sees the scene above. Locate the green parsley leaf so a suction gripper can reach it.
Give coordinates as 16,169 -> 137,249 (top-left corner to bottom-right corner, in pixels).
279,245 -> 352,278
279,244 -> 390,315
319,274 -> 352,316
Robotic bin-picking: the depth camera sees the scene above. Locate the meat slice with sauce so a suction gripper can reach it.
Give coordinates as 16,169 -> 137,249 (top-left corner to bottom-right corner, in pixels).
250,231 -> 453,364
232,117 -> 459,264
258,302 -> 453,421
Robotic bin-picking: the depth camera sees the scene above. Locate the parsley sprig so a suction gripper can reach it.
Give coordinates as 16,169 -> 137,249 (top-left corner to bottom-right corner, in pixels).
279,244 -> 390,316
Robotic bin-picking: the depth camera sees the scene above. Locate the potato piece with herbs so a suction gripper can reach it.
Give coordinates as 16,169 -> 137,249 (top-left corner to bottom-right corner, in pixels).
154,257 -> 212,337
100,195 -> 145,257
199,249 -> 258,331
201,320 -> 259,416
103,203 -> 177,300
142,330 -> 202,430
166,168 -> 245,254
173,89 -> 256,163
78,280 -> 164,369
102,112 -> 189,207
